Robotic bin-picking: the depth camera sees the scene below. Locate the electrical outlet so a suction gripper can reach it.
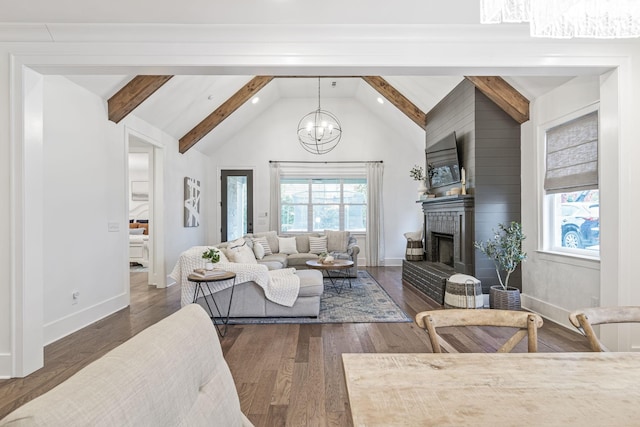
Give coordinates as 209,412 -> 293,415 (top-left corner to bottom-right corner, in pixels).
591,296 -> 600,307
72,291 -> 80,305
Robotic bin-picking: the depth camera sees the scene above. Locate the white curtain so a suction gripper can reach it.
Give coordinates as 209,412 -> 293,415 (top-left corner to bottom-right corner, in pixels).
366,162 -> 385,266
269,162 -> 281,232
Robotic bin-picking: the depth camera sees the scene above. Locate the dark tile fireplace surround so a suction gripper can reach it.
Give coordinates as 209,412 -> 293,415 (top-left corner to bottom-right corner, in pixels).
402,196 -> 474,304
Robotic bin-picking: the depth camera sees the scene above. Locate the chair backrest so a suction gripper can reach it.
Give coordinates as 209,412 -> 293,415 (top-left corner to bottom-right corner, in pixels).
569,306 -> 640,352
415,309 -> 544,353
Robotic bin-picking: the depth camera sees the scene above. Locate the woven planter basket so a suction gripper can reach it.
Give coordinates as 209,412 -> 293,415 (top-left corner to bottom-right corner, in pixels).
489,285 -> 521,310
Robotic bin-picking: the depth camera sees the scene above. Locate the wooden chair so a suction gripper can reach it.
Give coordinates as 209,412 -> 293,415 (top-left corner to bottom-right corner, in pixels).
569,306 -> 640,352
415,309 -> 544,353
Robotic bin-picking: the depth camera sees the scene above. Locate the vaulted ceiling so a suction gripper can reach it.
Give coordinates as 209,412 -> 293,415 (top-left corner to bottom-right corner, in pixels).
65,73 -> 573,156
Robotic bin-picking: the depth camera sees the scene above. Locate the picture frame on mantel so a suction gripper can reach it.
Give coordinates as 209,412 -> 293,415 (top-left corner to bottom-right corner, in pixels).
184,177 -> 201,227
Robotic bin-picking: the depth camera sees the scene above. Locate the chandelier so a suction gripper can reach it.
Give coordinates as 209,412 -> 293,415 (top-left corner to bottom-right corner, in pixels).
297,78 -> 342,155
480,0 -> 640,39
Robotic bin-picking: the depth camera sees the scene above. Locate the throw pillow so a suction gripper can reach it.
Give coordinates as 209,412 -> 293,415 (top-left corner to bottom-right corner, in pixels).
217,249 -> 230,263
308,235 -> 328,254
278,236 -> 298,255
228,244 -> 257,264
325,230 -> 350,253
253,242 -> 265,260
228,237 -> 246,249
253,231 -> 279,254
252,236 -> 273,256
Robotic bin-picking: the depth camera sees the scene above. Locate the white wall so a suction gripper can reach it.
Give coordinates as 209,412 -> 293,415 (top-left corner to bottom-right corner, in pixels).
208,97 -> 425,265
521,76 -> 601,328
26,76 -> 211,349
42,76 -> 128,343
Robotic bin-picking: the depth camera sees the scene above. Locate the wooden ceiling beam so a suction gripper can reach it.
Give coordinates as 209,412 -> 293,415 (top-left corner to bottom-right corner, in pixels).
107,75 -> 173,123
361,76 -> 426,130
179,76 -> 274,154
465,76 -> 530,124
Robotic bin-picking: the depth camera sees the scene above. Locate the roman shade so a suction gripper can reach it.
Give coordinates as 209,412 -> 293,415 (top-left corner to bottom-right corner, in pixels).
544,110 -> 598,194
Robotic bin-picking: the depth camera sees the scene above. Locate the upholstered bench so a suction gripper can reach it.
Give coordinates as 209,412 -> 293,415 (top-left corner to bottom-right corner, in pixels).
195,269 -> 324,318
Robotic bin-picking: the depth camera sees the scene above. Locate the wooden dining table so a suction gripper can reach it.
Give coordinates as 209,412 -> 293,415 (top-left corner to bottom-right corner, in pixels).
342,352 -> 640,426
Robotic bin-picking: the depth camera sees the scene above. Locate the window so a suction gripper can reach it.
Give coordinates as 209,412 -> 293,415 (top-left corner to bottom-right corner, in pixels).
543,108 -> 599,257
280,177 -> 367,233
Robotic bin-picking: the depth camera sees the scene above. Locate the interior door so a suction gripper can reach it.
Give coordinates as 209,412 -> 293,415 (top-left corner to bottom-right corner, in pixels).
221,170 -> 254,242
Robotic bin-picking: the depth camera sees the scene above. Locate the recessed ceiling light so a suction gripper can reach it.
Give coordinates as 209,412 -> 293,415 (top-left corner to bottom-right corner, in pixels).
377,97 -> 384,104
251,97 -> 260,104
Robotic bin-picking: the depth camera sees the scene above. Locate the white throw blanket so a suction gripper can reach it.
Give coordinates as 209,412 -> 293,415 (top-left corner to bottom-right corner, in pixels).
169,246 -> 301,308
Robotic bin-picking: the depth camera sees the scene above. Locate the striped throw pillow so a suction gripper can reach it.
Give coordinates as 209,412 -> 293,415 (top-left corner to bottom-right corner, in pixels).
252,236 -> 272,256
308,236 -> 328,254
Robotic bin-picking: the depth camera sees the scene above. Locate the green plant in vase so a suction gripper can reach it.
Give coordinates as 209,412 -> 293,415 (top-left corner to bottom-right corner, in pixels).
202,248 -> 221,269
474,221 -> 526,309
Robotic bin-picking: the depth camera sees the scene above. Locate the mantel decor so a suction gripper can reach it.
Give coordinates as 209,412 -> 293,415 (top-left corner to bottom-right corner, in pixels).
297,77 -> 342,155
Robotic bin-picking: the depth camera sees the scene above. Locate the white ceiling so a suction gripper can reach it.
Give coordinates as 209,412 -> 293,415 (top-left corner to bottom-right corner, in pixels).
4,0 -> 578,154
64,74 -> 574,154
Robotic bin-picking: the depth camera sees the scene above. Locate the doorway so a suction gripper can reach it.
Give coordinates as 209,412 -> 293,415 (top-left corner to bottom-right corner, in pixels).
126,130 -> 165,288
221,170 -> 254,241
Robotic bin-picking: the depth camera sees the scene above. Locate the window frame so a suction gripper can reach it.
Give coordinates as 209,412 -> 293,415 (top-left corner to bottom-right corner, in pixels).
540,103 -> 600,260
280,176 -> 367,233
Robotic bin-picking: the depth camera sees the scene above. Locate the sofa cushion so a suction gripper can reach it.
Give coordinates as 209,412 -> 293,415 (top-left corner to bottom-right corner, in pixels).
252,231 -> 279,253
259,253 -> 288,269
308,235 -> 328,254
286,252 -> 319,267
252,236 -> 272,256
296,269 -> 324,297
278,237 -> 298,254
227,240 -> 258,264
0,305 -> 251,427
292,233 -> 319,253
325,230 -> 349,252
253,242 -> 265,260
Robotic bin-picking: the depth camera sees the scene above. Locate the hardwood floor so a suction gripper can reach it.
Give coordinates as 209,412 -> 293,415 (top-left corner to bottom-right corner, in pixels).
0,267 -> 591,424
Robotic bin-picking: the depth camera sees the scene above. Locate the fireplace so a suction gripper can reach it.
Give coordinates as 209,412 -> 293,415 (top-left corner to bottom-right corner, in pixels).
422,196 -> 474,274
401,196 -> 475,304
433,233 -> 454,267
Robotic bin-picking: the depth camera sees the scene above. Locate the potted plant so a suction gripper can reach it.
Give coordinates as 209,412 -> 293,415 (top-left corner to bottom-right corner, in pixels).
474,221 -> 526,310
409,165 -> 428,195
202,247 -> 221,270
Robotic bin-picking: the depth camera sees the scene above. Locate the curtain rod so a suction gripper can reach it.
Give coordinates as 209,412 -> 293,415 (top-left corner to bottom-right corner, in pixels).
269,160 -> 383,164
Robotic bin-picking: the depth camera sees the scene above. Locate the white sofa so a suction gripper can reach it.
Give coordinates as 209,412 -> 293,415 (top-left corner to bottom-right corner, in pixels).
0,305 -> 253,427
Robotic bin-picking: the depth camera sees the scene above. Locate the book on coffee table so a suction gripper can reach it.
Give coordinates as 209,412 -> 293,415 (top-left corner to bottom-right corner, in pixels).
191,269 -> 227,278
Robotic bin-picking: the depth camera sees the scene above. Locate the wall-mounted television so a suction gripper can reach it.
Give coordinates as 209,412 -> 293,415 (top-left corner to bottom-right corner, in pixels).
426,131 -> 461,189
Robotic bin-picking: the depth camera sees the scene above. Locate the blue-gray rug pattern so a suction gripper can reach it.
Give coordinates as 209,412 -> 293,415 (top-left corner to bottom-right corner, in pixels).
218,270 -> 412,325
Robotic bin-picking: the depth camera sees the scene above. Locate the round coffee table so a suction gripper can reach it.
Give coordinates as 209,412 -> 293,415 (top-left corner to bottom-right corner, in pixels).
306,259 -> 354,293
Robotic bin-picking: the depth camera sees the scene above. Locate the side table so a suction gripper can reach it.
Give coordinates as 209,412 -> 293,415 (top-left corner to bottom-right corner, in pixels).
187,271 -> 236,337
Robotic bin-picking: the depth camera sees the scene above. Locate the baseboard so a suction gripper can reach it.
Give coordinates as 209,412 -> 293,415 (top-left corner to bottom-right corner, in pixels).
384,258 -> 404,267
0,353 -> 11,378
521,293 -> 574,331
43,293 -> 129,346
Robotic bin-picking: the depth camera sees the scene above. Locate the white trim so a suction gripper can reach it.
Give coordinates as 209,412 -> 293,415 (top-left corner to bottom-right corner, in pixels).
0,354 -> 11,379
43,293 -> 128,345
10,60 -> 45,378
125,126 -> 166,288
521,293 -> 576,331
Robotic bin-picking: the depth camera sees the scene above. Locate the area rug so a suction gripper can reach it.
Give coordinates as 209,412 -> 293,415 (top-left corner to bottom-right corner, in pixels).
216,270 -> 412,325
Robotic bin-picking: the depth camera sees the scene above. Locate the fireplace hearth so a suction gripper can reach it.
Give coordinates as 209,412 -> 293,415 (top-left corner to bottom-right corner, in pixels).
402,196 -> 474,304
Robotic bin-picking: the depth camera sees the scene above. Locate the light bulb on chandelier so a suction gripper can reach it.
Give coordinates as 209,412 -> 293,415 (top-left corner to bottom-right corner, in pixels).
297,78 -> 342,155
